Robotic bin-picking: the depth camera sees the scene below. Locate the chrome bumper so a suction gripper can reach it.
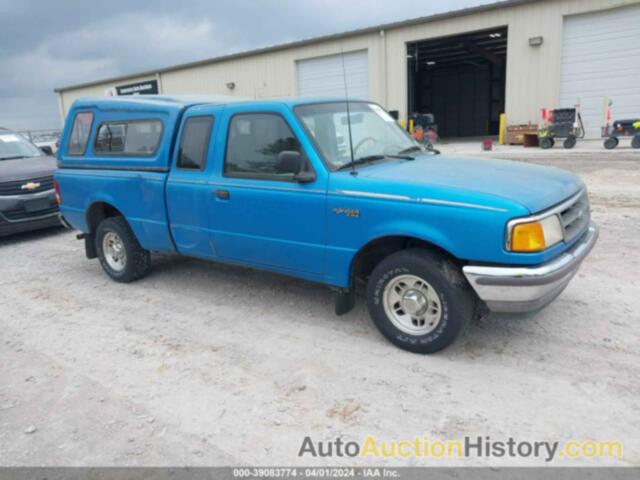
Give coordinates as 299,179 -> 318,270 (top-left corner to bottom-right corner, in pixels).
463,223 -> 599,313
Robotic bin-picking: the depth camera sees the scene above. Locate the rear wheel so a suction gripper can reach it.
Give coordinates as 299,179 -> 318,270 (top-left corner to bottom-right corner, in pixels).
540,137 -> 554,149
632,135 -> 640,149
95,216 -> 151,282
604,137 -> 618,150
564,136 -> 577,149
366,249 -> 475,354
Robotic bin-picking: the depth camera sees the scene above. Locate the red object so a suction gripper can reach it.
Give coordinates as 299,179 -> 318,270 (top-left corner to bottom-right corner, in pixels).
412,126 -> 425,142
53,178 -> 61,204
482,139 -> 493,151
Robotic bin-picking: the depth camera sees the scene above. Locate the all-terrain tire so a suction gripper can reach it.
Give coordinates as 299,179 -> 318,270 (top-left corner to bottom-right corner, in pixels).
95,216 -> 151,283
540,137 -> 554,149
366,248 -> 476,354
563,136 -> 577,149
604,137 -> 618,150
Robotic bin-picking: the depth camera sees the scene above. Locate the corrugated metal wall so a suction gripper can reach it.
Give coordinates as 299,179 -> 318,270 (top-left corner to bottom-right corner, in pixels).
296,50 -> 369,99
58,0 -> 640,130
560,2 -> 640,137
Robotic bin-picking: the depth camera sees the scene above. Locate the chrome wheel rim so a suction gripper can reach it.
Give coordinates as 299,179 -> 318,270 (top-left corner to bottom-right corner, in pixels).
383,274 -> 442,335
102,231 -> 127,272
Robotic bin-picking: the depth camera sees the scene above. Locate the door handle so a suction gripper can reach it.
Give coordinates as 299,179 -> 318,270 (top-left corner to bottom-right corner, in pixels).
214,189 -> 230,200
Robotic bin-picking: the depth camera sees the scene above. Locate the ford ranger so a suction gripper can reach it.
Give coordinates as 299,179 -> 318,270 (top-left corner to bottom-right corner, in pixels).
55,96 -> 598,354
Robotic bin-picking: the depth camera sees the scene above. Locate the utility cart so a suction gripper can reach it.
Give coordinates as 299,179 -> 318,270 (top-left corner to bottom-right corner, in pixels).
602,119 -> 640,150
538,108 -> 585,149
409,113 -> 439,149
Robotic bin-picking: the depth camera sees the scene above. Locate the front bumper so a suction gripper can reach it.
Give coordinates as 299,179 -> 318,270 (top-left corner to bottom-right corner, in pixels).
463,223 -> 599,313
0,189 -> 61,237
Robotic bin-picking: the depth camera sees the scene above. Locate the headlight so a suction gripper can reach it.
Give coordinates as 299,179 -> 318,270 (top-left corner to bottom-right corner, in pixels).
509,215 -> 563,252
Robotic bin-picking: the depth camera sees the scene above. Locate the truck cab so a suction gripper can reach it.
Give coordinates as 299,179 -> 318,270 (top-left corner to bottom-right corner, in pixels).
56,96 -> 598,354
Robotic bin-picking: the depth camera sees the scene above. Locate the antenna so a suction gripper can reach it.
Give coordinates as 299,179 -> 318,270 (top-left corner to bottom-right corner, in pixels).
340,43 -> 357,175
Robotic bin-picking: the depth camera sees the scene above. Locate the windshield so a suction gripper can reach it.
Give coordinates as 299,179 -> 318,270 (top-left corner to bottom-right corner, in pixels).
0,131 -> 43,160
295,102 -> 421,170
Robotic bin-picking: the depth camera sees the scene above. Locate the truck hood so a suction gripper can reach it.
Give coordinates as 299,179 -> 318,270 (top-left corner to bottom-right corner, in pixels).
0,155 -> 57,183
356,155 -> 584,213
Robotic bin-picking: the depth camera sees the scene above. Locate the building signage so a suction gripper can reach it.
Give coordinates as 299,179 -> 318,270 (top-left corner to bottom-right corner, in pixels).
115,80 -> 159,96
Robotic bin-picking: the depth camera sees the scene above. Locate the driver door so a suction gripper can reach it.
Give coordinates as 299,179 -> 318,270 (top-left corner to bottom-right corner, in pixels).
207,104 -> 328,277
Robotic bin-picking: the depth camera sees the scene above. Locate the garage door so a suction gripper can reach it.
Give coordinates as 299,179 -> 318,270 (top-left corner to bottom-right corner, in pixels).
296,50 -> 369,99
560,4 -> 640,138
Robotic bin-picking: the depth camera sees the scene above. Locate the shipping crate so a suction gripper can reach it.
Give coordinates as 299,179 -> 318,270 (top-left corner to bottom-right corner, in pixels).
506,124 -> 538,145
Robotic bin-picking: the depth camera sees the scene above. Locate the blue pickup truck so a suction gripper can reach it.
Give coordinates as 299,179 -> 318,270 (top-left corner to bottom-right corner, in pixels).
55,96 -> 598,354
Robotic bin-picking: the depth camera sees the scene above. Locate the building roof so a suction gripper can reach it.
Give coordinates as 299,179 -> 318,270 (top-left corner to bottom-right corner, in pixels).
55,0 -> 540,93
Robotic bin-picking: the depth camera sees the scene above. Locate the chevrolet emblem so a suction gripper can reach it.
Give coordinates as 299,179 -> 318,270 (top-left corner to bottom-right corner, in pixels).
21,182 -> 41,191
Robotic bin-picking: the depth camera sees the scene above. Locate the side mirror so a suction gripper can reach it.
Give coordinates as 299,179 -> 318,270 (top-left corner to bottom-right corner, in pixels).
294,170 -> 316,184
277,151 -> 316,183
40,146 -> 54,156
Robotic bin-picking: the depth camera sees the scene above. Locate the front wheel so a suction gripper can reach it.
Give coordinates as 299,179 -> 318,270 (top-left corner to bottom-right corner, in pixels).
540,137 -> 554,149
604,137 -> 618,150
632,135 -> 640,149
366,249 -> 475,354
95,216 -> 151,283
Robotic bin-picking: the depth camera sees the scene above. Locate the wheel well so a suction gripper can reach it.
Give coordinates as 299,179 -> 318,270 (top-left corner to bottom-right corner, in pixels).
351,236 -> 458,284
86,202 -> 123,234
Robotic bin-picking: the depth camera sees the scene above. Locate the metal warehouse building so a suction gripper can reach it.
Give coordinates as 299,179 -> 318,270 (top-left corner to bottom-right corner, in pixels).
55,0 -> 640,139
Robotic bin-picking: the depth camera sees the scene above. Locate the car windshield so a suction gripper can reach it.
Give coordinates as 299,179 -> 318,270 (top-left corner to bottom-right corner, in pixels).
295,102 -> 421,170
0,131 -> 43,160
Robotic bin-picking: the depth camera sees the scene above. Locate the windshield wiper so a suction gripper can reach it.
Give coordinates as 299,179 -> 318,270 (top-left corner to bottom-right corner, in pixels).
337,155 -> 382,171
397,145 -> 424,155
0,156 -> 27,161
337,154 -> 414,171
398,144 -> 442,155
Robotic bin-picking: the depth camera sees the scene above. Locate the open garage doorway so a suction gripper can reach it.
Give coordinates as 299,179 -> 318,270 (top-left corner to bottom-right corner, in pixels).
407,27 -> 508,138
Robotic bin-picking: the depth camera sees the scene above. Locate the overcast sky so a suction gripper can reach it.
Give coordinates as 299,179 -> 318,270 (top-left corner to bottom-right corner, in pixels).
0,0 -> 496,131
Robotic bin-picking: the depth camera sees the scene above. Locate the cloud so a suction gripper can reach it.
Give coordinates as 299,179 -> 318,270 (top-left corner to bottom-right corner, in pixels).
45,13 -> 219,71
0,0 -> 496,130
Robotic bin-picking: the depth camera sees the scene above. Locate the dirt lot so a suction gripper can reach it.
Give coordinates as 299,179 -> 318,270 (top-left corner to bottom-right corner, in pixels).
1,148 -> 639,467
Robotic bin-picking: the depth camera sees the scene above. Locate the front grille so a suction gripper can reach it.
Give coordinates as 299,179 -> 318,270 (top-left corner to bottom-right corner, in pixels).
559,192 -> 590,243
0,176 -> 54,196
2,205 -> 58,221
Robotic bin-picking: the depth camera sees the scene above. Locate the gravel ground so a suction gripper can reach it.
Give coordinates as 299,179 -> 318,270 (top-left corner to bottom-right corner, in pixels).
0,150 -> 639,467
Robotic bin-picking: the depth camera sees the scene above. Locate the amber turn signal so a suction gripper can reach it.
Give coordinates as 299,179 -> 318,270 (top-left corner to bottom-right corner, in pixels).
510,221 -> 546,252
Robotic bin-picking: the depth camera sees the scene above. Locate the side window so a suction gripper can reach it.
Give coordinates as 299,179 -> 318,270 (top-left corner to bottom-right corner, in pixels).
67,112 -> 94,155
177,116 -> 214,170
94,119 -> 163,156
224,113 -> 301,179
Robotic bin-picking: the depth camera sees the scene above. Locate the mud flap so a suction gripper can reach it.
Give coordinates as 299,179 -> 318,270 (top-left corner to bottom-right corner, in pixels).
334,288 -> 355,316
77,233 -> 97,259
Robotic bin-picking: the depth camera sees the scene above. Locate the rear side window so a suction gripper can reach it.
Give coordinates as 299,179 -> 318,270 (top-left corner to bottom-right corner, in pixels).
94,119 -> 163,156
224,113 -> 301,179
67,112 -> 94,155
177,116 -> 214,170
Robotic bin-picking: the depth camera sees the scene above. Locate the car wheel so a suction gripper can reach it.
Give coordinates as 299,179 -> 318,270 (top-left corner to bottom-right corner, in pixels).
95,216 -> 151,283
632,135 -> 640,149
563,136 -> 577,149
366,248 -> 475,354
540,137 -> 553,149
604,137 -> 618,150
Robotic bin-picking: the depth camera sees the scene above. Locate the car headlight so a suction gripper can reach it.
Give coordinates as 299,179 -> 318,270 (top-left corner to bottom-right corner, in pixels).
508,215 -> 564,252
